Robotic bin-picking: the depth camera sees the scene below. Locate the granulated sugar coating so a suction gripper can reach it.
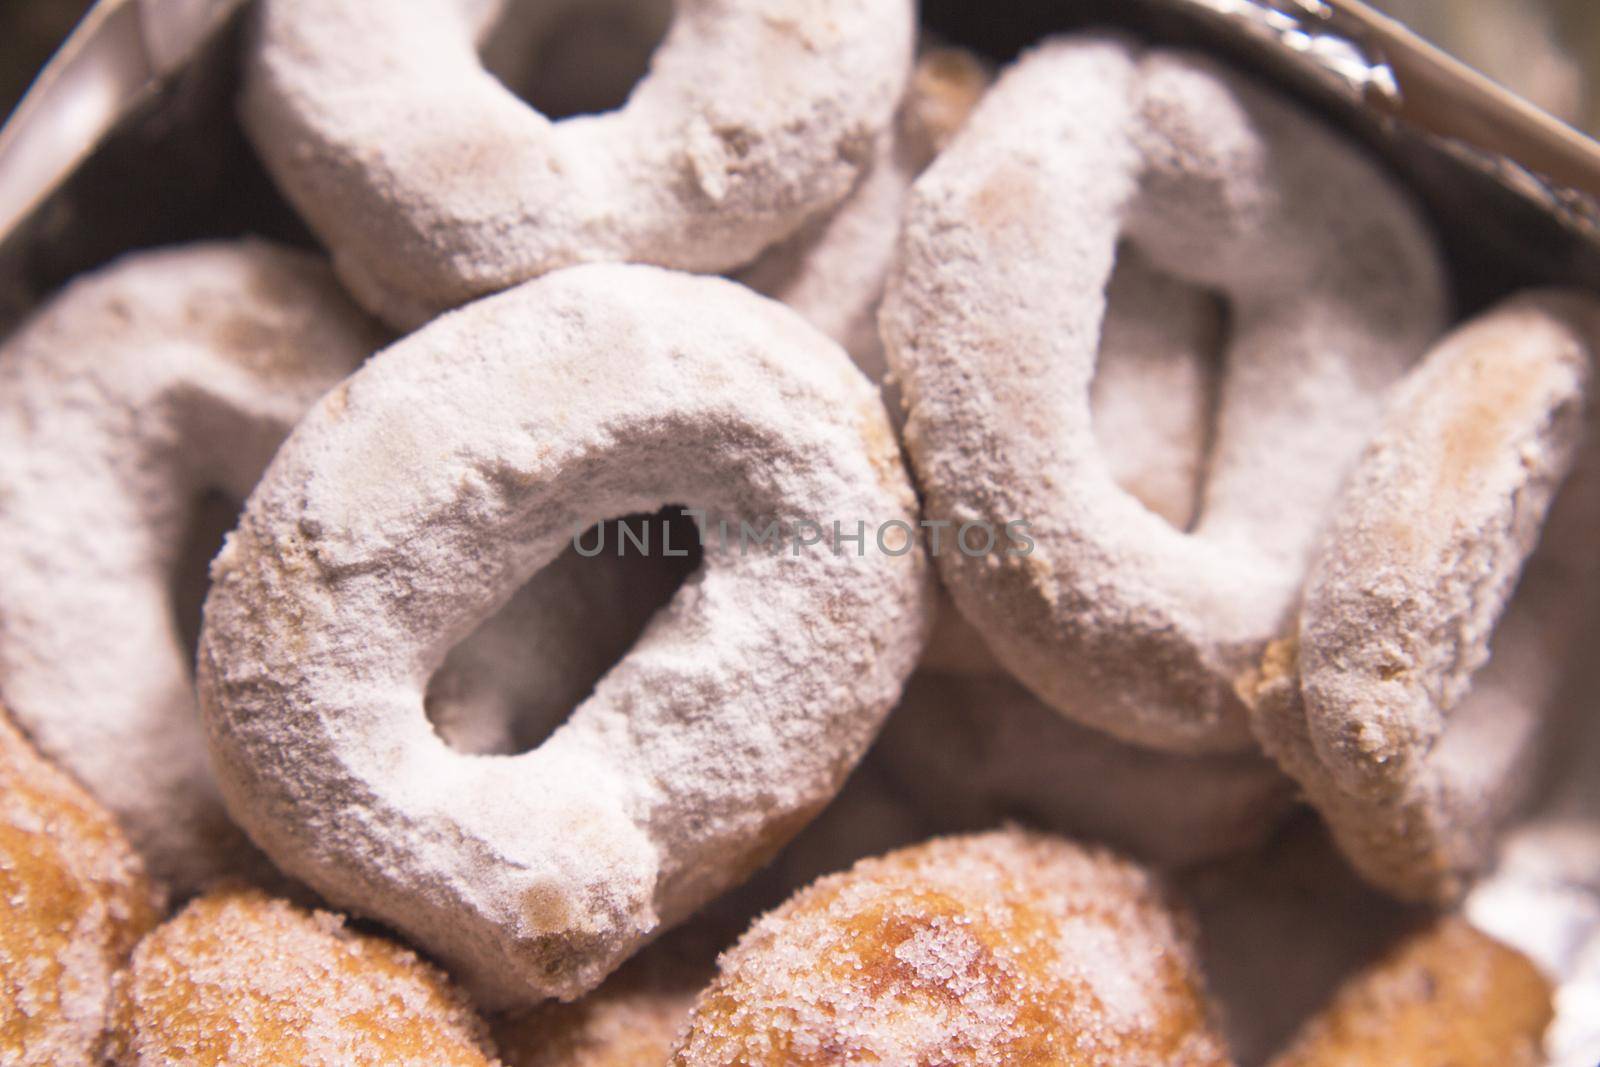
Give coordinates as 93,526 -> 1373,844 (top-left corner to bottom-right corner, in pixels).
106,888 -> 500,1067
0,708 -> 162,1067
1267,917 -> 1552,1067
670,829 -> 1231,1066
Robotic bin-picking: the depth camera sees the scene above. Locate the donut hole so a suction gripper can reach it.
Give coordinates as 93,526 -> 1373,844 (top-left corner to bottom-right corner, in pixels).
424,505 -> 701,756
1089,247 -> 1227,532
481,0 -> 674,120
172,489 -> 244,670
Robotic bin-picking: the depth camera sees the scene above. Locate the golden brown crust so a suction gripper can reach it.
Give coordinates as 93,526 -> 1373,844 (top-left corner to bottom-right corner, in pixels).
0,708 -> 163,1066
1267,917 -> 1552,1067
671,829 -> 1232,1066
107,888 -> 500,1067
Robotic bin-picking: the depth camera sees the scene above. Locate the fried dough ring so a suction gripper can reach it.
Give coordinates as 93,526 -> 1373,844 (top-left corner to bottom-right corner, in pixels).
243,0 -> 915,327
197,263 -> 933,1006
1247,292 -> 1600,901
0,241 -> 380,890
881,35 -> 1446,752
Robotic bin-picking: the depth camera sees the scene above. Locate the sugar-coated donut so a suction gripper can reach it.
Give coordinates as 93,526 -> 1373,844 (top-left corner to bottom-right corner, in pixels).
670,829 -> 1232,1065
881,35 -> 1446,752
197,263 -> 934,1006
0,241 -> 382,891
243,0 -> 916,327
0,707 -> 162,1067
106,888 -> 499,1067
1246,292 -> 1600,902
875,673 -> 1293,868
1266,917 -> 1552,1067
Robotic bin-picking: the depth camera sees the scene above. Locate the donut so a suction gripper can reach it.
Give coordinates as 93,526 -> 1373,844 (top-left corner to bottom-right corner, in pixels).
196,263 -> 934,1006
493,941 -> 708,1067
1266,917 -> 1552,1067
242,0 -> 916,327
738,45 -> 991,382
1245,292 -> 1600,902
670,828 -> 1231,1065
0,241 -> 382,891
874,672 -> 1294,868
106,888 -> 499,1067
0,706 -> 162,1067
879,35 -> 1447,752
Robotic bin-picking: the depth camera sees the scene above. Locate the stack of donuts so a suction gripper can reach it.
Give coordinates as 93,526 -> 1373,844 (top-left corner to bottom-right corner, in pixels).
2,2 -> 1597,1064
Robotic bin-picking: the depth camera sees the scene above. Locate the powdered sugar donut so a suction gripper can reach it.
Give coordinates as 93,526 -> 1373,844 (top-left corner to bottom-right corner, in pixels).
243,0 -> 915,328
197,263 -> 933,1007
670,829 -> 1231,1065
0,242 -> 381,892
881,36 -> 1447,752
1246,292 -> 1600,902
875,672 -> 1293,867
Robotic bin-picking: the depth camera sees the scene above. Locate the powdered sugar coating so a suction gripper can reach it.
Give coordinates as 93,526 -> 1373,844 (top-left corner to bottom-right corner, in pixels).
921,248 -> 1223,679
0,241 -> 382,891
875,673 -> 1292,868
672,829 -> 1229,1065
107,888 -> 500,1066
0,709 -> 162,1067
880,35 -> 1446,752
197,263 -> 934,1007
1248,292 -> 1600,902
243,0 -> 915,328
